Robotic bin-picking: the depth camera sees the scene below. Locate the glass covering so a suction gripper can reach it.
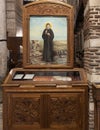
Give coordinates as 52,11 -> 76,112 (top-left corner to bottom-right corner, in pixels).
12,71 -> 81,81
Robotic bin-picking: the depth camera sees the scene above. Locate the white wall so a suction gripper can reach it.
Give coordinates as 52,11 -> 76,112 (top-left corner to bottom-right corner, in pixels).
89,0 -> 100,6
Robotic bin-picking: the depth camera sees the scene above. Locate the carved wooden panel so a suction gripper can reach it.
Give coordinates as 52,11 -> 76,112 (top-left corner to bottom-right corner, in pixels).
93,84 -> 100,130
6,93 -> 42,130
2,68 -> 88,130
48,94 -> 82,129
26,3 -> 71,16
3,86 -> 88,130
12,97 -> 40,125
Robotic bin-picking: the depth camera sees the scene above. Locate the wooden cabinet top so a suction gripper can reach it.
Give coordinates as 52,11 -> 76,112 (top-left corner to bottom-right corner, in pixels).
3,68 -> 87,86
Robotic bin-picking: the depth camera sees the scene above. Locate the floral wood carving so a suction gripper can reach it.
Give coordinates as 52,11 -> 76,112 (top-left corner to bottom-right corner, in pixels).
48,96 -> 80,125
13,97 -> 40,125
27,3 -> 71,16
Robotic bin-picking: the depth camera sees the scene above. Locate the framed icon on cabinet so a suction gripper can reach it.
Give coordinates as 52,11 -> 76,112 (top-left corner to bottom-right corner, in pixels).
23,0 -> 74,69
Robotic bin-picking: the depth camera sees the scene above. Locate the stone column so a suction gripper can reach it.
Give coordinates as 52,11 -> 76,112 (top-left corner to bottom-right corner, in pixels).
0,0 -> 7,82
84,0 -> 100,130
6,0 -> 22,37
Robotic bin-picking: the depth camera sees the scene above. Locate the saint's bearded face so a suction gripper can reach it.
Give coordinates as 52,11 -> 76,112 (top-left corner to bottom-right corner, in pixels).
46,24 -> 50,29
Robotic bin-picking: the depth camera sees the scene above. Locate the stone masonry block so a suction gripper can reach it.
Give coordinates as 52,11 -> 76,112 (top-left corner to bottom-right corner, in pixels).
6,2 -> 15,11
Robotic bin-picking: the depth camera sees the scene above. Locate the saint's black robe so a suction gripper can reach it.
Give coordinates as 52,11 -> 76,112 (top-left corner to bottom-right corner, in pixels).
42,28 -> 54,62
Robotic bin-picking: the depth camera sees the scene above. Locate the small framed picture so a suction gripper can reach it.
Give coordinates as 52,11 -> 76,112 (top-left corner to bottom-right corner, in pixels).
23,74 -> 35,80
13,74 -> 24,80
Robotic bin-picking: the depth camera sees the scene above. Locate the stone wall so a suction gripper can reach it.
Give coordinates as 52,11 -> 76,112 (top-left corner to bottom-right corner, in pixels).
84,5 -> 100,82
84,47 -> 100,75
84,6 -> 100,40
6,0 -> 22,37
84,3 -> 100,130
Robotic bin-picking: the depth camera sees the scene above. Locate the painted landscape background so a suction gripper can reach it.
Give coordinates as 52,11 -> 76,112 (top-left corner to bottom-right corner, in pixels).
29,16 -> 68,65
29,40 -> 67,65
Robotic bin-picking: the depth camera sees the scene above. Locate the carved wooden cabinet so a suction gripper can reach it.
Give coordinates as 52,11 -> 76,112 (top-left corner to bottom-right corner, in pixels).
93,83 -> 100,130
2,68 -> 88,130
3,1 -> 88,130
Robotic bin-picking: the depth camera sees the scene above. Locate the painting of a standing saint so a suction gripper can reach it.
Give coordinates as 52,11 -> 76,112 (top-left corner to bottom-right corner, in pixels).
29,16 -> 68,65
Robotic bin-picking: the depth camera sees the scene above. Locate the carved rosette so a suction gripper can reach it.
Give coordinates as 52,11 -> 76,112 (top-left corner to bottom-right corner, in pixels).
48,96 -> 80,125
12,97 -> 40,125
